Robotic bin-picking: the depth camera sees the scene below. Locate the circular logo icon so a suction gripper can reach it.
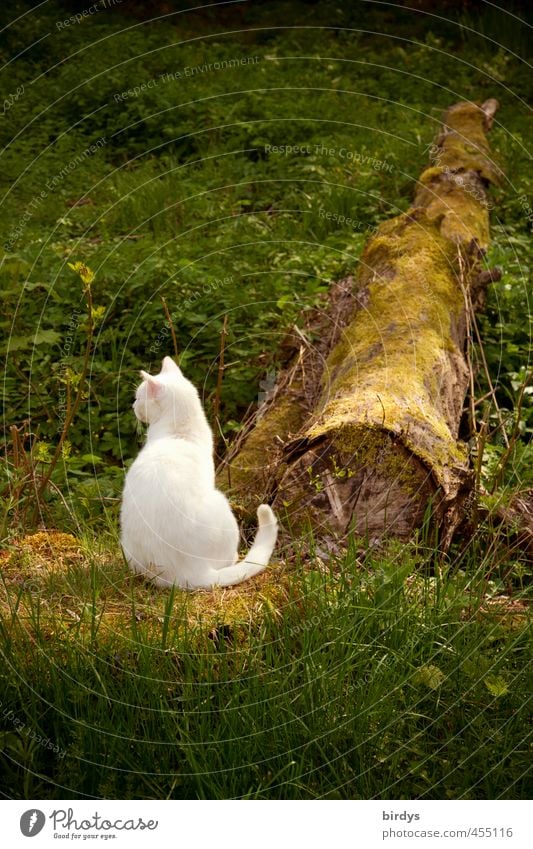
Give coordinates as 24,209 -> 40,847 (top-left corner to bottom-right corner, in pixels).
20,810 -> 46,837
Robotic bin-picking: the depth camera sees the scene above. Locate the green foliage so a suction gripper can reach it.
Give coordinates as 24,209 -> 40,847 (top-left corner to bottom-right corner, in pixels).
1,1 -> 530,526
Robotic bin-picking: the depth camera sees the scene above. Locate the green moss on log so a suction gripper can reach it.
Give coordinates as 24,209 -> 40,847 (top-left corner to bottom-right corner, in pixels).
228,99 -> 499,540
416,169 -> 490,245
435,101 -> 501,184
305,211 -> 468,496
217,387 -> 306,513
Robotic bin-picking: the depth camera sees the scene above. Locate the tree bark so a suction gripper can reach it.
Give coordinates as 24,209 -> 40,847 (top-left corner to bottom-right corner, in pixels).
219,99 -> 501,544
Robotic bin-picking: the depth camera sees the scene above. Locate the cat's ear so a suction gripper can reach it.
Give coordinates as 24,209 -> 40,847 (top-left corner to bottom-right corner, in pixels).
161,356 -> 181,376
140,370 -> 164,400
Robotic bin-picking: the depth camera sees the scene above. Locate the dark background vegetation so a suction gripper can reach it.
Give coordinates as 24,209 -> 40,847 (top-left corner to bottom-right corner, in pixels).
1,0 -> 530,527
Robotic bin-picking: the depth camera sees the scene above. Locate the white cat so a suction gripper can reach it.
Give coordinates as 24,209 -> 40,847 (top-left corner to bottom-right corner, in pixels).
120,356 -> 278,589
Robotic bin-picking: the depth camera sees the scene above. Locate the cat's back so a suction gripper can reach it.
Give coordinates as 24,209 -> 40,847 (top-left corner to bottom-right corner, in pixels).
121,434 -> 219,547
125,436 -> 214,491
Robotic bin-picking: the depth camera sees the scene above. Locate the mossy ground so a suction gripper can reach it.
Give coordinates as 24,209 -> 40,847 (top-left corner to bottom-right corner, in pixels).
0,530 -> 292,643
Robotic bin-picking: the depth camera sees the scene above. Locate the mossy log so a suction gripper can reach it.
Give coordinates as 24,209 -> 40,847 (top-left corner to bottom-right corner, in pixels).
217,278 -> 359,514
220,99 -> 501,542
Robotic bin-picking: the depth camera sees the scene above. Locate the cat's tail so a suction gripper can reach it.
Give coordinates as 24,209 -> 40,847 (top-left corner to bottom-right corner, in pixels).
211,504 -> 278,588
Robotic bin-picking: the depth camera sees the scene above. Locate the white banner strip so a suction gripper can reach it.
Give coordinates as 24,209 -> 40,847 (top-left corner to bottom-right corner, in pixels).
2,800 -> 530,848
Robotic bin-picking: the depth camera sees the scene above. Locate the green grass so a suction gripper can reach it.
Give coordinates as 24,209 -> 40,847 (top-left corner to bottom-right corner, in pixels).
0,0 -> 531,800
0,530 -> 530,799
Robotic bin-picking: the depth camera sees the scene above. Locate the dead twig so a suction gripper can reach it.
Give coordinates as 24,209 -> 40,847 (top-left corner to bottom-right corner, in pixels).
458,253 -> 510,449
212,314 -> 228,452
160,296 -> 179,360
491,369 -> 532,492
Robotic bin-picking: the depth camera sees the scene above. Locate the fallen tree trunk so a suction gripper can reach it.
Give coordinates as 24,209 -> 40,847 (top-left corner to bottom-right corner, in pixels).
220,99 -> 502,543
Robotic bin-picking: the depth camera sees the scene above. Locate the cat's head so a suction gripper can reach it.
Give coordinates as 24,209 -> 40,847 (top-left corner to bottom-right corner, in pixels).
133,356 -> 199,425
